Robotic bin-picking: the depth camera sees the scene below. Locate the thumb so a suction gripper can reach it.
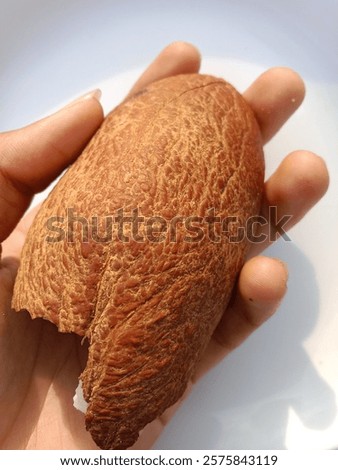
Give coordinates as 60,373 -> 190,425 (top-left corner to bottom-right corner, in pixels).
0,90 -> 103,242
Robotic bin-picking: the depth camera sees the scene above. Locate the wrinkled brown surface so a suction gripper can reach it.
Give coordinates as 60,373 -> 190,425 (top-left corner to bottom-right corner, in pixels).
12,74 -> 264,449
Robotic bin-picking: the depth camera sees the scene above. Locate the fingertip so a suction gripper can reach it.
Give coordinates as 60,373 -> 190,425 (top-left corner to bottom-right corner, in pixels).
62,91 -> 104,125
127,41 -> 201,98
282,151 -> 329,200
0,94 -> 105,193
239,256 -> 288,314
265,66 -> 306,104
244,66 -> 306,143
265,150 -> 330,218
211,255 -> 287,354
162,41 -> 201,73
64,88 -> 102,109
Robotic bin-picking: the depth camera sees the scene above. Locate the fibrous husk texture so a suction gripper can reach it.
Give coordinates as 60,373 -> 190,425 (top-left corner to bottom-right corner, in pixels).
12,74 -> 264,449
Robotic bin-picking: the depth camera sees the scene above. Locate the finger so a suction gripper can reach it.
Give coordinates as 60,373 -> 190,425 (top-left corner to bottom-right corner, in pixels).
194,256 -> 288,380
1,203 -> 42,259
243,67 -> 305,143
249,150 -> 329,256
0,91 -> 103,242
126,41 -> 201,98
0,256 -> 19,306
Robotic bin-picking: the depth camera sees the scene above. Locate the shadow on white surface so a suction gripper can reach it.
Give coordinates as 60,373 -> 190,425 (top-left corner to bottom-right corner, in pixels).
154,241 -> 337,449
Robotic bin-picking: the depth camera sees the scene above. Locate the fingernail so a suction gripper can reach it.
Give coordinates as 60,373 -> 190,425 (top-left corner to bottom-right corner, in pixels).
65,89 -> 102,108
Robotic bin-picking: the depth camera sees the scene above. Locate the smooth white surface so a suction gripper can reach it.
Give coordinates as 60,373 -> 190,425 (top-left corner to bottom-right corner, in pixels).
1,0 -> 337,450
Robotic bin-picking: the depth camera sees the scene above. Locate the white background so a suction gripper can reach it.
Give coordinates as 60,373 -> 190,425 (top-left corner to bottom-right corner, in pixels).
0,0 -> 337,450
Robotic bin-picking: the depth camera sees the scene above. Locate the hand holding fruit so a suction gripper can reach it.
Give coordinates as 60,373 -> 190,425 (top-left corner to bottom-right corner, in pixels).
0,42 -> 328,450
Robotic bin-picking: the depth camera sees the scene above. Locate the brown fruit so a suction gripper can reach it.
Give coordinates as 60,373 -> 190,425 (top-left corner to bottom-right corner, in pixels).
12,74 -> 264,449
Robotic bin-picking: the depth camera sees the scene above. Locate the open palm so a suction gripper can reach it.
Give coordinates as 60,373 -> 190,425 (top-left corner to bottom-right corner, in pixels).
0,42 -> 328,449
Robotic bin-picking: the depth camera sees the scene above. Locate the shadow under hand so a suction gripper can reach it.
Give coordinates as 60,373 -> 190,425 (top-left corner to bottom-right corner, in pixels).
154,241 -> 337,449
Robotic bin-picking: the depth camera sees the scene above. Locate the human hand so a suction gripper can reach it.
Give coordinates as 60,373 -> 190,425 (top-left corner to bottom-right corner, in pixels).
0,42 -> 329,449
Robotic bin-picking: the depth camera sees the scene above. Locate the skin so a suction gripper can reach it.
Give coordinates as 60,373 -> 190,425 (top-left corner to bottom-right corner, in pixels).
0,42 -> 329,450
